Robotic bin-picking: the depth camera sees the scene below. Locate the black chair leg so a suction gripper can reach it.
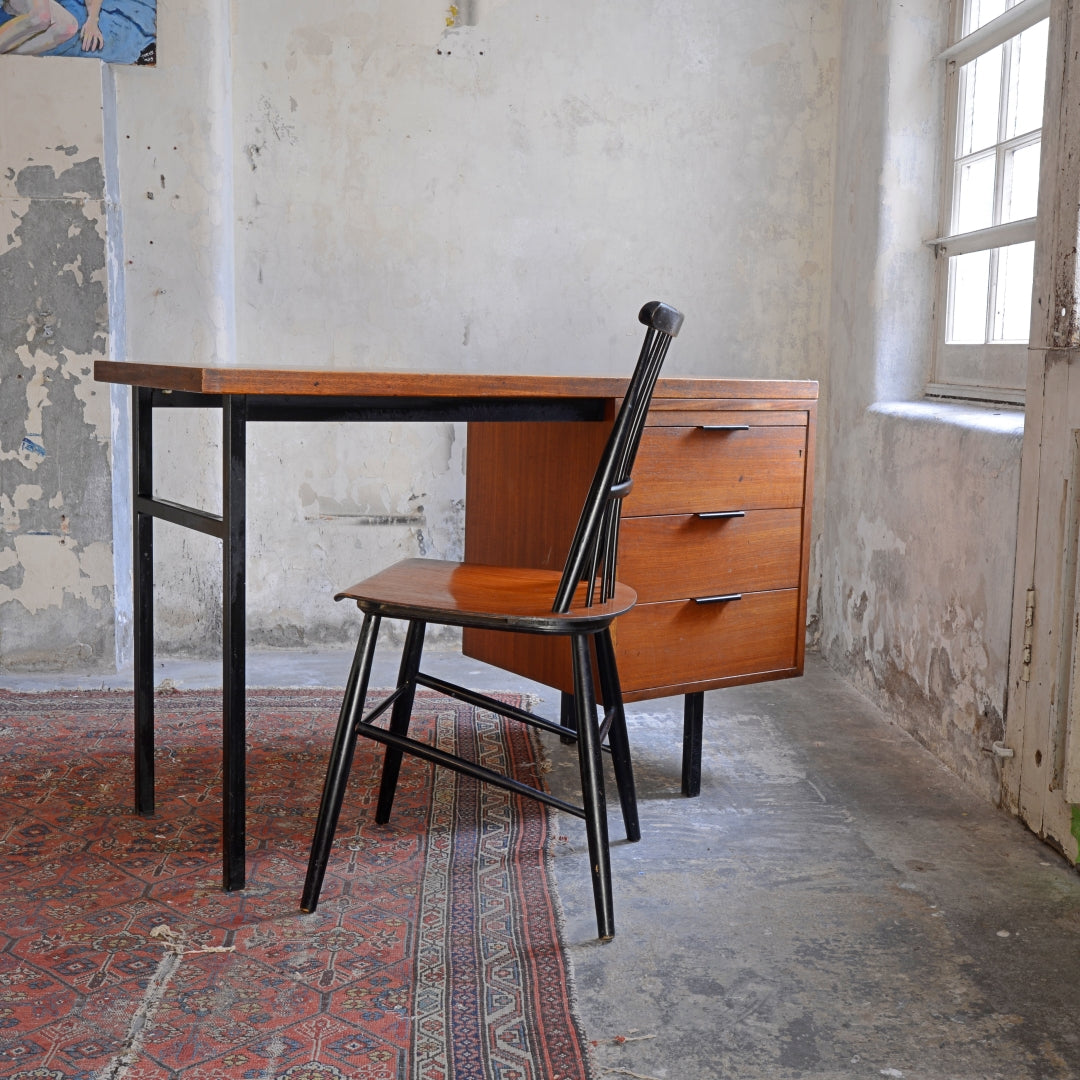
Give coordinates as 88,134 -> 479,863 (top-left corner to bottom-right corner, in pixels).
595,628 -> 640,843
559,691 -> 577,744
374,619 -> 427,824
571,633 -> 615,941
301,614 -> 381,913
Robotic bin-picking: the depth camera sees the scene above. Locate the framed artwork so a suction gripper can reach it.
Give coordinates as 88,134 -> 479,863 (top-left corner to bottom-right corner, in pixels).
0,0 -> 155,64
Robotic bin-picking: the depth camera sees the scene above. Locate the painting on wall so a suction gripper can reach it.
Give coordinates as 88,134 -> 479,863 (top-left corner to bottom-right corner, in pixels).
0,0 -> 155,64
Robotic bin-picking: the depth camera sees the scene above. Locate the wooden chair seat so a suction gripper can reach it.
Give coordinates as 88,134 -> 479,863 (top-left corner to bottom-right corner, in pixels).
336,559 -> 637,633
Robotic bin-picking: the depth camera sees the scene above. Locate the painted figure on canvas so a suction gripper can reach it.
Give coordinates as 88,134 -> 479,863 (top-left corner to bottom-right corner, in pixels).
0,0 -> 78,54
0,0 -> 154,63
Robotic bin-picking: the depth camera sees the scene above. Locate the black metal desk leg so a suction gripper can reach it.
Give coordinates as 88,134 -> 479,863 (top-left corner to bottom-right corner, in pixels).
133,387 -> 155,816
222,395 -> 248,891
682,691 -> 704,797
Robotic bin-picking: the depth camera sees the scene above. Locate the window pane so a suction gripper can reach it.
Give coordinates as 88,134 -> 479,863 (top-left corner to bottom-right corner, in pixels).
1005,21 -> 1049,139
947,249 -> 992,344
1001,139 -> 1041,222
959,46 -> 1004,156
954,152 -> 997,232
992,241 -> 1035,341
964,0 -> 1008,35
936,2 -> 1046,390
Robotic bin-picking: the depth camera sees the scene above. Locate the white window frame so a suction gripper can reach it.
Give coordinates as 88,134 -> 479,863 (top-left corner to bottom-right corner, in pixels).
927,0 -> 1050,406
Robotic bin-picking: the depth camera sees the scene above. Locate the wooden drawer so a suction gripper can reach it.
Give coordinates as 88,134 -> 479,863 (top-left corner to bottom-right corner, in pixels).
624,423 -> 808,515
617,509 -> 803,603
462,589 -> 801,700
613,589 -> 801,694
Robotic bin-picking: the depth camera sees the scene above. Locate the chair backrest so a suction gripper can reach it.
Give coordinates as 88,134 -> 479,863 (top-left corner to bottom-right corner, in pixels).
553,301 -> 684,613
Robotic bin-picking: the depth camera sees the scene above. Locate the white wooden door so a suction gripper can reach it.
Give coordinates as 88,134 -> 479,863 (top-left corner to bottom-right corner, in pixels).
1005,352 -> 1080,854
1003,1 -> 1080,855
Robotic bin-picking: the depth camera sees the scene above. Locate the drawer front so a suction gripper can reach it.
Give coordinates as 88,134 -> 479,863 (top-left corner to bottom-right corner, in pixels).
617,508 -> 803,603
614,590 -> 800,693
625,424 -> 808,515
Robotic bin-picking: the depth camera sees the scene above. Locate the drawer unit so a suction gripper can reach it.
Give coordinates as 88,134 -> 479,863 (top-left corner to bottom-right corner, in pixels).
462,379 -> 817,786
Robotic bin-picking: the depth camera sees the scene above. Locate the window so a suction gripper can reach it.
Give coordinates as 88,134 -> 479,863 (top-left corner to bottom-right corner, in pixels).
930,0 -> 1049,403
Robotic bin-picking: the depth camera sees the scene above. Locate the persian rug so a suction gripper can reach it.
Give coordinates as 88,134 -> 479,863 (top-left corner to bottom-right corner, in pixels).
0,688 -> 594,1080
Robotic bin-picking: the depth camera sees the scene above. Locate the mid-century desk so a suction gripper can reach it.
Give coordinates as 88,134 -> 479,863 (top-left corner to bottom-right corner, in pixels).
93,361 -> 816,892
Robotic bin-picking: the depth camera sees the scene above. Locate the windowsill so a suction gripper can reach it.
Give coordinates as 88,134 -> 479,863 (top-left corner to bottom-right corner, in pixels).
869,398 -> 1025,436
923,381 -> 1025,407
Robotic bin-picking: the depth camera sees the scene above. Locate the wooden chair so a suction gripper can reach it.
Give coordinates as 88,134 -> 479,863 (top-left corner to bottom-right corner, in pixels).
300,301 -> 685,940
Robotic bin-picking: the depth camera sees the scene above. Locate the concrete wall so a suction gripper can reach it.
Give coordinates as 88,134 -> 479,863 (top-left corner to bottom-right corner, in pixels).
817,0 -> 1024,803
0,0 -> 1029,811
1,0 -> 840,665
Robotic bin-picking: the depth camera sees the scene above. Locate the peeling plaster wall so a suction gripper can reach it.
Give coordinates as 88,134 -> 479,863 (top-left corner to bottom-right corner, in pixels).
104,0 -> 840,656
3,2 -> 840,665
0,0 -> 1034,812
819,0 -> 1024,802
822,404 -> 1022,799
0,58 -> 114,671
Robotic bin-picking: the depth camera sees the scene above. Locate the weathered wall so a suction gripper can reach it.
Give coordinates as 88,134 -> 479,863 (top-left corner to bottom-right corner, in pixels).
1,2 -> 841,666
102,0 -> 840,656
818,0 -> 1024,802
228,2 -> 839,381
0,57 -> 114,670
0,0 -> 1031,815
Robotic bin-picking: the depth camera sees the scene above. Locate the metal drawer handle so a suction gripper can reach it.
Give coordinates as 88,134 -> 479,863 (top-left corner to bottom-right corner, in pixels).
695,510 -> 746,520
693,593 -> 743,604
699,424 -> 750,431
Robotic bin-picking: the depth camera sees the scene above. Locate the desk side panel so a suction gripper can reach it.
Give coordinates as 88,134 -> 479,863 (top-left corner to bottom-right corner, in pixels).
463,420 -> 610,570
463,419 -> 608,689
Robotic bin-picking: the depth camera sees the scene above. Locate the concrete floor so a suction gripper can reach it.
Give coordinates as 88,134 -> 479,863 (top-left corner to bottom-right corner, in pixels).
5,649 -> 1080,1079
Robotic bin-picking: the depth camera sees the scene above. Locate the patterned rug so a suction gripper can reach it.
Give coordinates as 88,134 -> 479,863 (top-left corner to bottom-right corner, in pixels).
0,688 -> 594,1080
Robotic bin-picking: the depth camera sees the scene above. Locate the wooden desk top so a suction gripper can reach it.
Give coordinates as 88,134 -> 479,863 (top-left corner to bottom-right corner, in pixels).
94,361 -> 818,403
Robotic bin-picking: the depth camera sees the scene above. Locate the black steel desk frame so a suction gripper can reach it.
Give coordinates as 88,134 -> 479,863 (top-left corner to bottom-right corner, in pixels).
131,387 -> 609,891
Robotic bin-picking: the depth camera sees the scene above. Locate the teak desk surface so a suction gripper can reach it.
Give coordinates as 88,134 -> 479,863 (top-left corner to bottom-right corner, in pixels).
94,360 -> 816,404
94,359 -> 818,892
